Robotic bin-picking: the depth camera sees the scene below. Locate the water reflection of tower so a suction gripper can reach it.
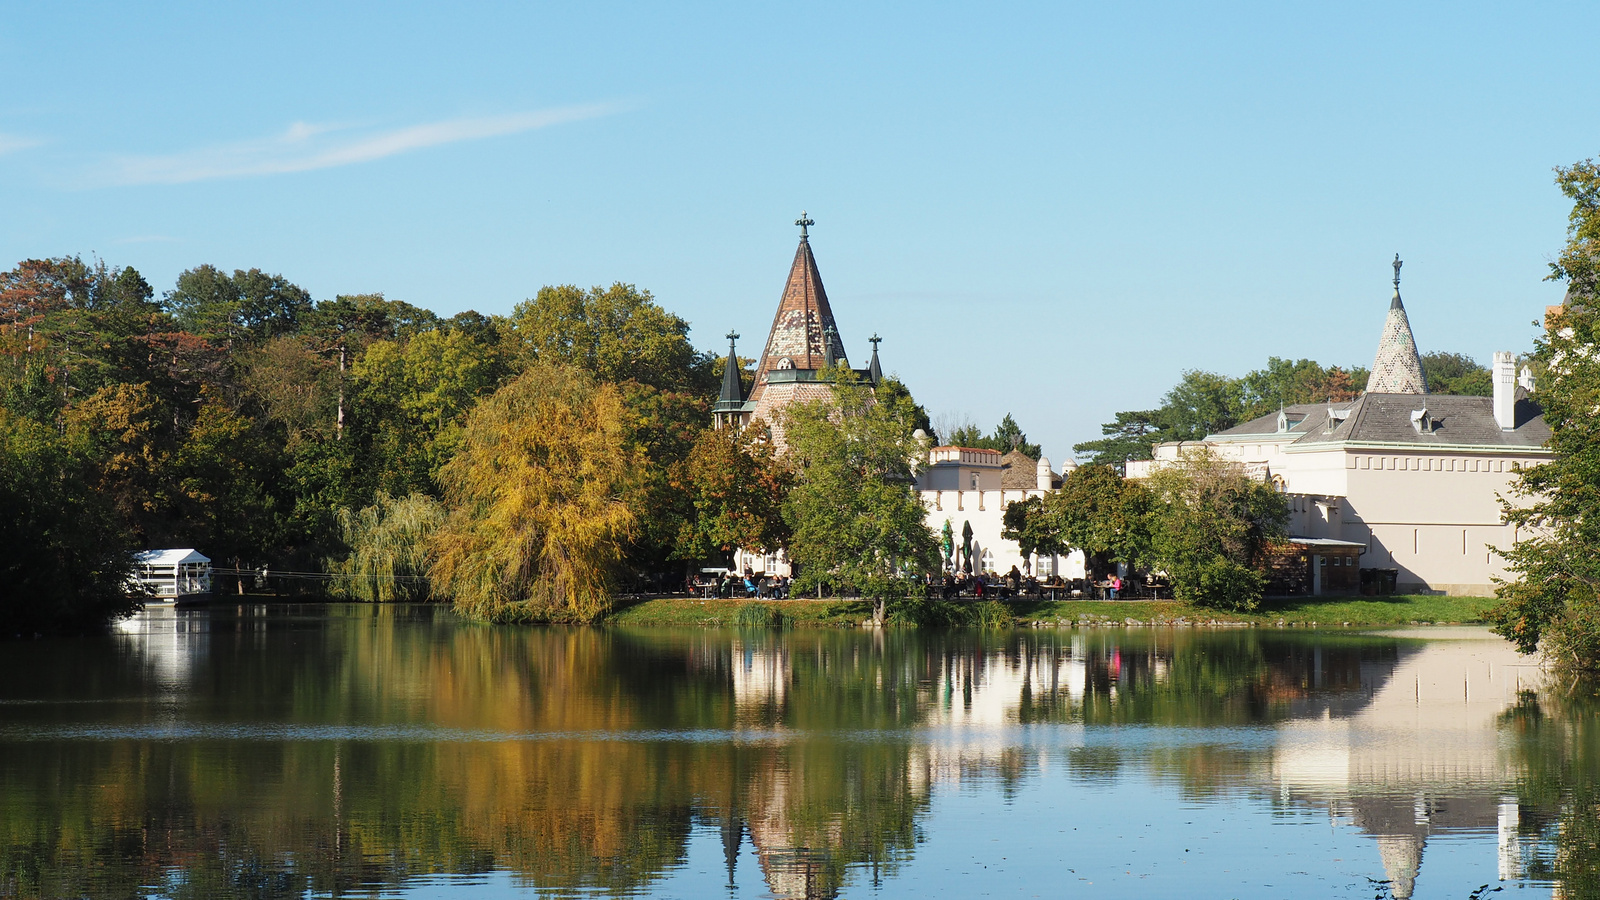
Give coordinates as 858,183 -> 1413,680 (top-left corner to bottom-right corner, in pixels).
1268,630 -> 1544,899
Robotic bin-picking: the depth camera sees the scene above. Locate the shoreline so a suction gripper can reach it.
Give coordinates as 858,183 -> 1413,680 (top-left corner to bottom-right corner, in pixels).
601,593 -> 1496,629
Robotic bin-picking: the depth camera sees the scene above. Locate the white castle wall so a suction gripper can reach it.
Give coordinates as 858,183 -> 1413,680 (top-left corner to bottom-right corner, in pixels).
919,488 -> 1084,577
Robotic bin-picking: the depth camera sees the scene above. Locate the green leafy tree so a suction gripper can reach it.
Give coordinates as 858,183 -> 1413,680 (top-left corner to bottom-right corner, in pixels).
429,365 -> 643,623
1049,463 -> 1153,570
781,370 -> 939,601
511,283 -> 715,393
0,412 -> 140,634
1235,357 -> 1366,420
328,492 -> 446,602
1073,409 -> 1168,468
1420,351 -> 1492,396
1486,159 -> 1600,664
945,412 -> 1041,458
164,265 -> 312,347
1000,495 -> 1059,569
351,328 -> 505,496
1144,448 -> 1287,610
171,394 -> 289,587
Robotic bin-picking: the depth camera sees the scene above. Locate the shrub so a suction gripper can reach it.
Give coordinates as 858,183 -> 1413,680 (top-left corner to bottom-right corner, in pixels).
732,603 -> 793,629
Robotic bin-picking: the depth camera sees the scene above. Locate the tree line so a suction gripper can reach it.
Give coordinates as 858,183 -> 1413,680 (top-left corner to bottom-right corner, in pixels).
0,259 -> 947,631
1073,353 -> 1493,467
0,263 -> 787,631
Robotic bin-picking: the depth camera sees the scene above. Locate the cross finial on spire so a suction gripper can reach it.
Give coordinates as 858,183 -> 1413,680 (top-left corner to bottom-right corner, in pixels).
726,330 -> 739,347
1393,253 -> 1403,290
795,211 -> 814,240
869,333 -> 882,349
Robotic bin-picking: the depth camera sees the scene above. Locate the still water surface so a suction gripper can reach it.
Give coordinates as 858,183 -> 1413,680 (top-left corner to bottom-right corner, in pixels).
1,604 -> 1594,899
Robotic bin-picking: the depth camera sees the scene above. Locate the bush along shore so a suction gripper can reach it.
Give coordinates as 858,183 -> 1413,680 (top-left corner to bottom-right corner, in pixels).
600,593 -> 1496,629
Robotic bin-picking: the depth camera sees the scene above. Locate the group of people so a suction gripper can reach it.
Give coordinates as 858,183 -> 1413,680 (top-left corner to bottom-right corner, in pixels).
683,566 -> 1134,602
689,570 -> 790,600
931,567 -> 1130,601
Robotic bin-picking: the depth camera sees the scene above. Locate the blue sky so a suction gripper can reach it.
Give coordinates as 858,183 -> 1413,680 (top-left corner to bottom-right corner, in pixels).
2,1 -> 1595,460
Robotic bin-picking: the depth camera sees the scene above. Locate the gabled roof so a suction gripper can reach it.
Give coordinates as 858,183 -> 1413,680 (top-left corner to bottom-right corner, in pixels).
135,549 -> 210,565
749,235 -> 847,405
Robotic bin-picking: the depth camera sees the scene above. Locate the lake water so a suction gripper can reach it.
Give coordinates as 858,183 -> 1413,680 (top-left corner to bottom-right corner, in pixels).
1,604 -> 1593,899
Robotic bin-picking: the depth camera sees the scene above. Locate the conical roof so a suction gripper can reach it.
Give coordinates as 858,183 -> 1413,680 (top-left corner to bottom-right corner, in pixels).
749,233 -> 847,405
1366,256 -> 1427,394
713,331 -> 744,415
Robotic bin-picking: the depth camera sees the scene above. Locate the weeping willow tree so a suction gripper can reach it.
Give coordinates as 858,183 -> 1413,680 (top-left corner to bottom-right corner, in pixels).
327,491 -> 445,602
429,364 -> 641,623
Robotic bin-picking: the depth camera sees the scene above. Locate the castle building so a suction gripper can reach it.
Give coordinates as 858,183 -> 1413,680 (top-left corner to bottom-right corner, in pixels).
715,214 -> 885,577
1131,257 -> 1550,596
714,213 -> 882,443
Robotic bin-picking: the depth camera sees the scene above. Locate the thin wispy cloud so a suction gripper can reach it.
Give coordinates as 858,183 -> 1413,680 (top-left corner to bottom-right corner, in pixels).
0,133 -> 44,155
94,103 -> 623,186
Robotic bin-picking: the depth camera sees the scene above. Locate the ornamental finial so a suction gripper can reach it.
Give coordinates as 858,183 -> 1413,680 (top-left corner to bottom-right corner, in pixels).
726,330 -> 739,347
795,211 -> 814,240
1393,253 -> 1403,290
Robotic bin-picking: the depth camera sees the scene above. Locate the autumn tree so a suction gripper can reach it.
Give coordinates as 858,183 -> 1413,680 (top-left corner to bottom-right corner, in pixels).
429,365 -> 643,623
671,424 -> 791,565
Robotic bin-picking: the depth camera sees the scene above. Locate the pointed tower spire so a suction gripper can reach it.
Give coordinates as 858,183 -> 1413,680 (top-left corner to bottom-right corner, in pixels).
748,213 -> 847,405
1365,254 -> 1428,394
868,334 -> 883,385
713,331 -> 746,427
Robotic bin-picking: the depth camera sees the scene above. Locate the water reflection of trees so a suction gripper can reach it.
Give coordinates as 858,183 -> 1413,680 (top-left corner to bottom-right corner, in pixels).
1501,687 -> 1600,897
0,609 -> 1432,899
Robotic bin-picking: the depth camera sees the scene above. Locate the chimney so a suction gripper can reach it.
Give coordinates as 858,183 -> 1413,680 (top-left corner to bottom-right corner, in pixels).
1493,351 -> 1517,431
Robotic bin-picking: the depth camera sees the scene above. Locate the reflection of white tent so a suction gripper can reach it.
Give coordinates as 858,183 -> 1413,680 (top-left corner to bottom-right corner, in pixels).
132,549 -> 212,601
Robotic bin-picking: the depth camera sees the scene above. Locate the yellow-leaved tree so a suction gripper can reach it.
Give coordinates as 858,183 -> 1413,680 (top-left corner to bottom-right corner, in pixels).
429,364 -> 641,622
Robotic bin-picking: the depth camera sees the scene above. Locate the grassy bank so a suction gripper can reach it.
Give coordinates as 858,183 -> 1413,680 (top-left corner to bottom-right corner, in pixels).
601,593 -> 1497,628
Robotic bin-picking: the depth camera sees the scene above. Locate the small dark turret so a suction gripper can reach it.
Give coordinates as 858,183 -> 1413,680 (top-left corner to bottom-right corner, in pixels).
712,331 -> 746,428
868,334 -> 883,386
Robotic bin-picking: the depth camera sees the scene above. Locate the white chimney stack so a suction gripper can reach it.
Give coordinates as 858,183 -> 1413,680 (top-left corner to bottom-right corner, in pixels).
1493,351 -> 1517,431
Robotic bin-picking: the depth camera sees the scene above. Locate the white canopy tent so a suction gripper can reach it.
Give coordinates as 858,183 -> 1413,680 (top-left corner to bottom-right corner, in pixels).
132,549 -> 212,601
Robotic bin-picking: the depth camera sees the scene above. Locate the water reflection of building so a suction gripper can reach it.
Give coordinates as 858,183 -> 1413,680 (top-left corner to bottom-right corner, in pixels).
731,639 -> 790,709
1267,629 -> 1544,898
113,606 -> 215,685
717,630 -> 1546,899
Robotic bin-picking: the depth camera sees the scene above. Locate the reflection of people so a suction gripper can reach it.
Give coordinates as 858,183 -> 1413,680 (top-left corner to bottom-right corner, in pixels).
1109,574 -> 1122,600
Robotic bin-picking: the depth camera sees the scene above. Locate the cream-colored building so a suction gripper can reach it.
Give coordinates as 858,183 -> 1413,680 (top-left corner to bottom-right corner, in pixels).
1130,262 -> 1550,595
